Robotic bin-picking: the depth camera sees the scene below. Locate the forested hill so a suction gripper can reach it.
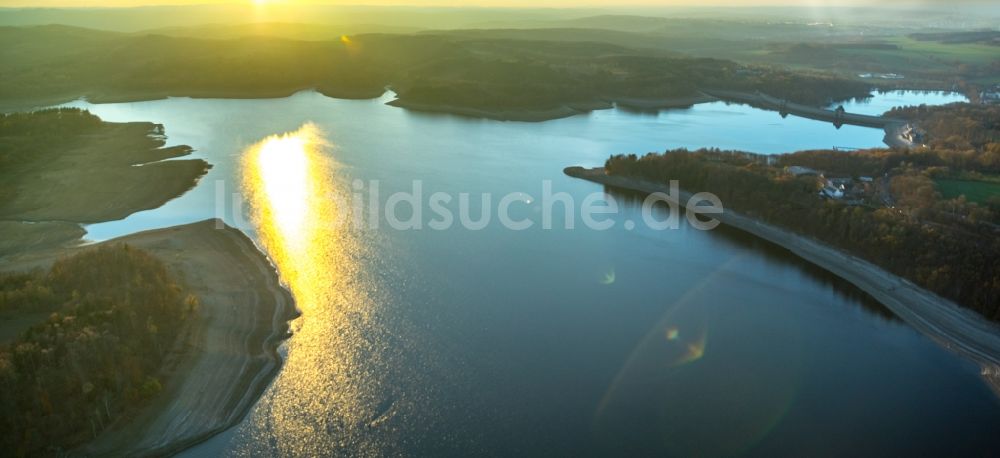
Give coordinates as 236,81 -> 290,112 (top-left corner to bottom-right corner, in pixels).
0,25 -> 871,118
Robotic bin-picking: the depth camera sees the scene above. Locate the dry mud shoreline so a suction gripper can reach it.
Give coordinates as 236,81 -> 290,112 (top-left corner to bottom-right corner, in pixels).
0,220 -> 296,457
0,109 -> 297,456
82,220 -> 297,456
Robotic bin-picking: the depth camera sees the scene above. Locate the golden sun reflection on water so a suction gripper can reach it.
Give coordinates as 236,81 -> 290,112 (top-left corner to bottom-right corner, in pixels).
242,123 -> 343,313
240,123 -> 389,455
254,130 -> 310,242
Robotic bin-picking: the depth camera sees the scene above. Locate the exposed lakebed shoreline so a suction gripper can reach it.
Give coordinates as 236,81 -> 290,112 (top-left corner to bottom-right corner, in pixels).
0,109 -> 297,456
79,220 -> 296,456
387,93 -> 717,122
564,166 -> 1000,372
0,220 -> 296,457
0,110 -> 211,257
0,88 -> 983,454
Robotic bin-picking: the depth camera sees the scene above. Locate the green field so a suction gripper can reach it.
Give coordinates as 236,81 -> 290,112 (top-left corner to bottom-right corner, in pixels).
935,179 -> 1000,204
887,37 -> 1000,65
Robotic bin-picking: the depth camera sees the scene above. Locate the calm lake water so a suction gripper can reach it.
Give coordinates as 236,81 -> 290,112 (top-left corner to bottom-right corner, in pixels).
828,90 -> 969,116
61,91 -> 1000,456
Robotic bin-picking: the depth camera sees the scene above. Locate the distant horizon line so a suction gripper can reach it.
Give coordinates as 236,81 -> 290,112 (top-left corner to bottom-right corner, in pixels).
1,2 -> 998,11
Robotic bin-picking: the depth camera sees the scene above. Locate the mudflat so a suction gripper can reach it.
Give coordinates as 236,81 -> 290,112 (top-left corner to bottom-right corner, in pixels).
0,109 -> 210,256
0,110 -> 293,455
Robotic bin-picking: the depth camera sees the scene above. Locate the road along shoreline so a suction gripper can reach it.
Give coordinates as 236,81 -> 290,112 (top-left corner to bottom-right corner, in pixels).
565,166 -> 1000,372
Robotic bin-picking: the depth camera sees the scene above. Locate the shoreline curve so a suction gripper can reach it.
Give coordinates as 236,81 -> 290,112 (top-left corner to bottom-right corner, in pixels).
0,219 -> 301,457
565,166 -> 1000,371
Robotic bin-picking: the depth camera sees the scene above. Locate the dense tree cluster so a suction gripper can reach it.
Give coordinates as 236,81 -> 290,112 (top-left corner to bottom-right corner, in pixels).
769,147 -> 1000,182
722,67 -> 874,106
605,148 -> 1000,321
772,149 -> 889,177
0,244 -> 197,456
887,103 -> 1000,171
0,272 -> 55,314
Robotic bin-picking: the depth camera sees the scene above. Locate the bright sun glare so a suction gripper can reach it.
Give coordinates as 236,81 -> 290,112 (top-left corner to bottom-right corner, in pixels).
255,131 -> 310,237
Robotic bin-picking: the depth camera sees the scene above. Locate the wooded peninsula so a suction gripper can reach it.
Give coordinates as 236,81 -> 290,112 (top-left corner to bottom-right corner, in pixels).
600,103 -> 1000,320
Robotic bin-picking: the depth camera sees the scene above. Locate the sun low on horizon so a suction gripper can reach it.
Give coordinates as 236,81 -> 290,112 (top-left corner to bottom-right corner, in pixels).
2,0 -> 1000,450
0,0 -> 977,7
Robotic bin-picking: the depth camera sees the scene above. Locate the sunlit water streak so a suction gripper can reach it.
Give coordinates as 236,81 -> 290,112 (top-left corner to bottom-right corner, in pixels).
237,123 -> 480,456
74,91 -> 1000,456
238,124 -> 396,455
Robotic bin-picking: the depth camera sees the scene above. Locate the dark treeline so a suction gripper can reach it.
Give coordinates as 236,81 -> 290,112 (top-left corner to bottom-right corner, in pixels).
909,30 -> 1000,45
0,107 -> 102,135
1,25 -> 874,115
771,147 -> 1000,187
605,148 -> 1000,321
719,67 -> 873,106
0,244 -> 198,456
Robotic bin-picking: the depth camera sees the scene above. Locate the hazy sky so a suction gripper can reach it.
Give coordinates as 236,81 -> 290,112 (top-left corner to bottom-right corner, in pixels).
0,0 -> 983,7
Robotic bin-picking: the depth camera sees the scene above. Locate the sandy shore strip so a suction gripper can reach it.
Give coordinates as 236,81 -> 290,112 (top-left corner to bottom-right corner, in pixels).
611,93 -> 717,110
385,98 -> 589,122
386,94 -> 720,122
1,219 -> 296,456
565,166 -> 1000,370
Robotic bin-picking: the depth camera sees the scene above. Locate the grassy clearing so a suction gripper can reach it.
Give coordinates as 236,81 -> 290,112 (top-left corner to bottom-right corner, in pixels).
935,179 -> 1000,204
